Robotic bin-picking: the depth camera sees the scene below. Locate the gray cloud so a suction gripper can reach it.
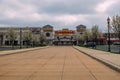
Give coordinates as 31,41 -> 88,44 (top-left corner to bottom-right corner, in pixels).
107,2 -> 120,16
39,0 -> 104,14
0,0 -> 119,31
38,0 -> 101,14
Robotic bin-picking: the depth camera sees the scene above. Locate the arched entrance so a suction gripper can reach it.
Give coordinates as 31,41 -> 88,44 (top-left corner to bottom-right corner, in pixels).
54,28 -> 76,46
53,37 -> 76,46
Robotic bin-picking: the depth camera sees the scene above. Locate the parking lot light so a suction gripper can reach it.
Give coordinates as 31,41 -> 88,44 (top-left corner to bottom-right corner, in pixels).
20,28 -> 22,49
118,22 -> 120,53
107,17 -> 111,52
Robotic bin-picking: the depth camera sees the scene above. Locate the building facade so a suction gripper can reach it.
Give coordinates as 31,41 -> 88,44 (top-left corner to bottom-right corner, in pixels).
0,25 -> 86,46
0,27 -> 36,46
54,28 -> 76,45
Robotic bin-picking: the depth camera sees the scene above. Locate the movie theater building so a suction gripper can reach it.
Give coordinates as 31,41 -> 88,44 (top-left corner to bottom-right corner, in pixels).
0,24 -> 86,46
54,28 -> 76,45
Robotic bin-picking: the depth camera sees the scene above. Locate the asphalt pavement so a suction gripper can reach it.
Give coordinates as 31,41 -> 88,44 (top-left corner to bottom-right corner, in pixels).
0,46 -> 120,80
74,46 -> 120,72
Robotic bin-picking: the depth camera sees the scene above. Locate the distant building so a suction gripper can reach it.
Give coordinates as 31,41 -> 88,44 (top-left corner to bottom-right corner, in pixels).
0,27 -> 32,45
76,24 -> 87,44
0,24 -> 86,46
54,28 -> 76,45
42,25 -> 54,45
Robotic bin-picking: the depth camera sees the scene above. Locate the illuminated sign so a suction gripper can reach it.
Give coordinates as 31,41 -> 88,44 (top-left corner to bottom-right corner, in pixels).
55,29 -> 75,36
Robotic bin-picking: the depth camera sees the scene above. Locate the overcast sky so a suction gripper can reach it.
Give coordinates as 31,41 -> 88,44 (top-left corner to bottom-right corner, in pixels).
0,0 -> 119,31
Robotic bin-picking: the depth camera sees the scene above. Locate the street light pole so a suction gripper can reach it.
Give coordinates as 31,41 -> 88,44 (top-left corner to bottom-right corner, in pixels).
107,17 -> 111,52
118,20 -> 120,54
118,30 -> 120,54
20,28 -> 22,49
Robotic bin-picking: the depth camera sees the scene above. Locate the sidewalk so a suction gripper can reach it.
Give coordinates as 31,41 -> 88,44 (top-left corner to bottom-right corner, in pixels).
73,46 -> 120,72
0,46 -> 48,56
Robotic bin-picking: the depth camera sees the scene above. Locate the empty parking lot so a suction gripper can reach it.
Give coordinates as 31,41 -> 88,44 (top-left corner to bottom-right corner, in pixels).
0,46 -> 120,80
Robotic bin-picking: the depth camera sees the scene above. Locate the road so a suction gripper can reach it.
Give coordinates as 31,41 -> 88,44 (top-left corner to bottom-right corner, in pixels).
0,46 -> 120,80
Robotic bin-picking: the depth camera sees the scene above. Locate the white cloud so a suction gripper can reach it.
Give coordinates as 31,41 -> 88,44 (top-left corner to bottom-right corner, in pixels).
95,0 -> 118,13
52,14 -> 87,26
0,0 -> 37,19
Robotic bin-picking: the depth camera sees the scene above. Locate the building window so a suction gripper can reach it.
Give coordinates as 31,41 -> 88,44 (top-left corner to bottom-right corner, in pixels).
46,33 -> 50,37
64,36 -> 66,38
80,33 -> 83,34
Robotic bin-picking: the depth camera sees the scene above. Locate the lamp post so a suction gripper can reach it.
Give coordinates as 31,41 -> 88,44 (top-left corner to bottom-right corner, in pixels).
20,28 -> 22,49
107,17 -> 111,52
118,20 -> 120,54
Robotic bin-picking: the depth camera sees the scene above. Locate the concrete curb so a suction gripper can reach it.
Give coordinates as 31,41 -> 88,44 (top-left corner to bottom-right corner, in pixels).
73,46 -> 120,73
0,46 -> 49,57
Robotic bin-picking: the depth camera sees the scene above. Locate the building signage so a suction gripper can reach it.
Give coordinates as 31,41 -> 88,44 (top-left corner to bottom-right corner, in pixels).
55,29 -> 75,36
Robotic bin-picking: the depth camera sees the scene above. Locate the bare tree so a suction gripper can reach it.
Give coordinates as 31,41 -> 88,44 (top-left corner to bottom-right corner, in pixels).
23,31 -> 33,47
91,25 -> 101,47
32,35 -> 40,46
78,29 -> 92,45
39,33 -> 46,45
6,28 -> 17,48
83,29 -> 92,42
77,34 -> 84,45
111,15 -> 120,40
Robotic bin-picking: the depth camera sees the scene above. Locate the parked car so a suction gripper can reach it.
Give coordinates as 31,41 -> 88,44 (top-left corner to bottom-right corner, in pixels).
113,42 -> 120,45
